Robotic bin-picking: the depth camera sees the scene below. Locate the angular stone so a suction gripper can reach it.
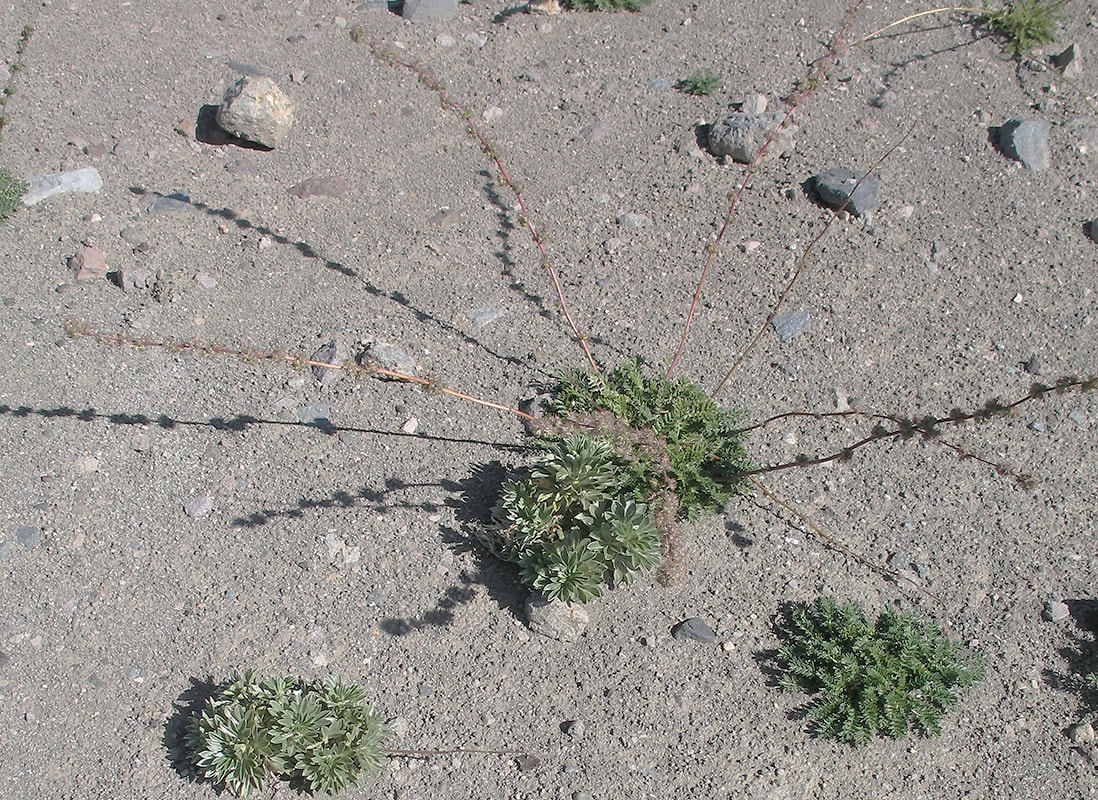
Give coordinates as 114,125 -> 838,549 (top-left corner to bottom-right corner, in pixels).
525,593 -> 589,642
216,75 -> 295,148
671,617 -> 716,643
813,167 -> 880,216
22,167 -> 103,206
771,309 -> 810,342
69,246 -> 108,281
998,119 -> 1051,173
402,0 -> 458,22
310,340 -> 350,386
707,111 -> 795,163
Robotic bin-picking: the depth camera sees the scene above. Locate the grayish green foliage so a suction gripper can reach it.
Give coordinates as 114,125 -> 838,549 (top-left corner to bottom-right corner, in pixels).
185,671 -> 389,796
775,597 -> 985,746
0,168 -> 25,220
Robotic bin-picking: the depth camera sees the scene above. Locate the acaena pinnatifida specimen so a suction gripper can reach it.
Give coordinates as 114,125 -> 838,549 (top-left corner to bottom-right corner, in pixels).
482,359 -> 754,602
775,597 -> 985,745
185,671 -> 388,797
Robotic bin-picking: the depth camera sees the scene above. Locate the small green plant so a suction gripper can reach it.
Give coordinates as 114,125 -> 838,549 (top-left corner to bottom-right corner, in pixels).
775,597 -> 985,745
0,25 -> 34,143
185,671 -> 389,797
676,69 -> 723,96
982,0 -> 1066,54
560,0 -> 650,10
0,167 -> 25,220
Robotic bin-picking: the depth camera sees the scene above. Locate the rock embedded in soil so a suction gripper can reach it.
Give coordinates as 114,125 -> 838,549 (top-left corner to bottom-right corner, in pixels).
1050,44 -> 1081,78
68,246 -> 108,281
771,309 -> 810,342
671,617 -> 717,643
288,176 -> 350,200
15,526 -> 39,549
22,167 -> 103,205
812,167 -> 880,216
1042,597 -> 1070,622
998,119 -> 1051,173
707,110 -> 794,163
402,0 -> 458,22
364,342 -> 417,376
147,192 -> 191,213
310,340 -> 350,386
183,494 -> 214,518
1069,721 -> 1096,744
525,593 -> 589,642
216,75 -> 295,148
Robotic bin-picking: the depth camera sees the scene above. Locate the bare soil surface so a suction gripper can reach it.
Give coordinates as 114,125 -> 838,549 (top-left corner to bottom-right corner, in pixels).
1,1 -> 1096,798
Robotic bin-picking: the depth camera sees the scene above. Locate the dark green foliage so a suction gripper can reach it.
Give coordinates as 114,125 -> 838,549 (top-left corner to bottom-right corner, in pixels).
185,671 -> 388,796
677,69 -> 723,96
775,597 -> 985,746
552,359 -> 753,517
0,168 -> 26,220
488,434 -> 660,603
981,0 -> 1065,55
561,0 -> 650,10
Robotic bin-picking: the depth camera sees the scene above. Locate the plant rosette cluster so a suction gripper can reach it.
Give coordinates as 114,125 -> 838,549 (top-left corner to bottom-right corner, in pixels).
775,596 -> 986,745
185,671 -> 389,797
483,360 -> 753,603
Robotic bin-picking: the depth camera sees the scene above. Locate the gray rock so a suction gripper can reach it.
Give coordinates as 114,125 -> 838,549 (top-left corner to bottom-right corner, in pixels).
216,75 -> 295,148
562,719 -> 585,738
1069,721 -> 1096,744
812,167 -> 880,216
310,340 -> 349,386
999,119 -> 1051,173
707,111 -> 795,163
1028,419 -> 1046,433
288,176 -> 350,200
365,342 -> 417,376
525,593 -> 589,642
1069,409 -> 1088,426
22,167 -> 103,205
402,0 -> 458,22
1042,597 -> 1070,622
298,404 -> 332,427
573,793 -> 595,800
148,192 -> 191,213
1050,44 -> 1081,78
183,495 -> 214,518
1086,219 -> 1098,244
467,307 -> 507,327
15,526 -> 39,548
618,212 -> 651,229
771,309 -> 810,342
671,617 -> 716,643
646,77 -> 671,92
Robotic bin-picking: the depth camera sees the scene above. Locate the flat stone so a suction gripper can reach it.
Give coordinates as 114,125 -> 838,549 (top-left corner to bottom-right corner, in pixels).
68,246 -> 108,281
402,0 -> 458,22
288,176 -> 350,200
998,119 -> 1051,173
15,526 -> 39,548
525,593 -> 589,642
707,111 -> 795,163
183,495 -> 214,518
148,192 -> 191,213
365,342 -> 417,376
22,167 -> 103,206
771,309 -> 810,342
216,75 -> 295,148
467,307 -> 507,327
813,167 -> 880,216
310,340 -> 350,386
671,617 -> 716,643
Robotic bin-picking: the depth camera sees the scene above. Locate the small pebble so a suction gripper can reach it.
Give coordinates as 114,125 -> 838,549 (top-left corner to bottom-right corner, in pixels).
1086,219 -> 1098,244
68,246 -> 108,281
183,495 -> 214,518
217,75 -> 295,148
618,212 -> 651,229
525,593 -> 589,642
310,340 -> 349,386
771,309 -> 810,342
298,404 -> 332,428
365,342 -> 417,375
194,272 -> 218,289
1028,420 -> 1046,433
402,416 -> 419,434
562,719 -> 585,738
573,793 -> 595,800
671,617 -> 717,643
707,110 -> 795,163
813,167 -> 881,216
148,192 -> 191,213
1068,721 -> 1096,744
1069,409 -> 1088,426
288,176 -> 350,200
467,307 -> 507,327
1042,597 -> 1070,622
15,526 -> 39,548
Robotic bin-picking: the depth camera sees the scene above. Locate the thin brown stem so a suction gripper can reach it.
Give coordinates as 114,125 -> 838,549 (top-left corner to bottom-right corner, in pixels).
664,0 -> 868,380
367,41 -> 599,373
64,320 -> 535,422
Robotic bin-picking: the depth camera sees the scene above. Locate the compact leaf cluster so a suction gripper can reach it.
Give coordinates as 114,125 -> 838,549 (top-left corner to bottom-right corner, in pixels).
486,360 -> 752,603
775,597 -> 985,745
0,167 -> 25,220
185,671 -> 389,797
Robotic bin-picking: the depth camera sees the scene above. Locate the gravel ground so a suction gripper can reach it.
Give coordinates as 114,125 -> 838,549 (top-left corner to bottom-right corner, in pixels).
0,1 -> 1096,798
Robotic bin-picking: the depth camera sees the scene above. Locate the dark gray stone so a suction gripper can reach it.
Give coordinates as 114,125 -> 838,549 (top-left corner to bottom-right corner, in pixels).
707,111 -> 794,163
998,119 -> 1051,172
671,617 -> 716,643
771,309 -> 810,342
402,0 -> 458,22
812,167 -> 880,216
148,192 -> 191,213
1086,219 -> 1098,244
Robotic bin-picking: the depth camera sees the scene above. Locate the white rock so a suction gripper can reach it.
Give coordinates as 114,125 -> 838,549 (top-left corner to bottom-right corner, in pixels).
22,167 -> 103,205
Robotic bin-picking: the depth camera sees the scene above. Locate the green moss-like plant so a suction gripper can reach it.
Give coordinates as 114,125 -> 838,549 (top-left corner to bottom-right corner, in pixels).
185,671 -> 389,797
0,168 -> 26,220
561,0 -> 650,11
775,597 -> 985,746
677,69 -> 723,96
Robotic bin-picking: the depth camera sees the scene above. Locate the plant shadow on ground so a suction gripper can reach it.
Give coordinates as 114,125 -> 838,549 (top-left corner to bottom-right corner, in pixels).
1043,599 -> 1098,718
161,676 -> 219,788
